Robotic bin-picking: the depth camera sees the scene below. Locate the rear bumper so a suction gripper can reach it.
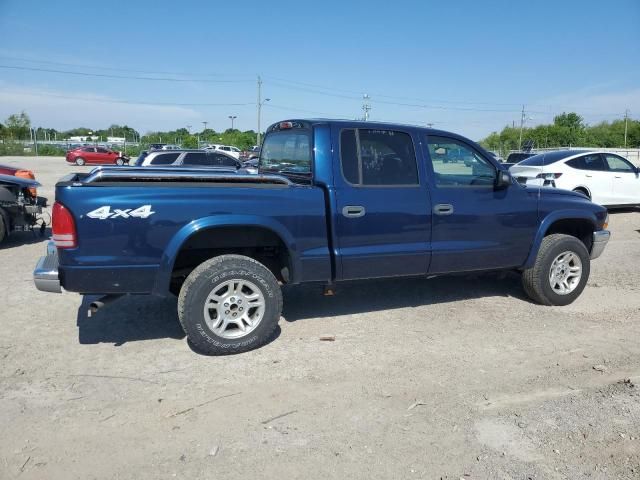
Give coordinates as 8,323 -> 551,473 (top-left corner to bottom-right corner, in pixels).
33,241 -> 61,293
590,230 -> 610,260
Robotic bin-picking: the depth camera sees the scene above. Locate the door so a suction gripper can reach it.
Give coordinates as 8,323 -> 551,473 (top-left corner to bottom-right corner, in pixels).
603,154 -> 639,205
565,153 -> 613,204
84,147 -> 99,164
95,147 -> 112,164
332,126 -> 431,280
423,135 -> 538,273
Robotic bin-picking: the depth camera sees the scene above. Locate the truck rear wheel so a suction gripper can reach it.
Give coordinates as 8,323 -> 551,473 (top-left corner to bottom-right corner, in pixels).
177,254 -> 282,355
522,233 -> 590,306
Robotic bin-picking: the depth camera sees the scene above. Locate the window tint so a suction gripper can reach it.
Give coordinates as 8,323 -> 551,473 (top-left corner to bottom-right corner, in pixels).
181,152 -> 208,165
212,154 -> 239,167
261,130 -> 312,174
604,154 -> 634,172
340,130 -> 359,184
566,154 -> 606,171
83,147 -> 95,152
150,152 -> 180,165
339,129 -> 418,186
426,136 -> 496,187
96,147 -> 109,154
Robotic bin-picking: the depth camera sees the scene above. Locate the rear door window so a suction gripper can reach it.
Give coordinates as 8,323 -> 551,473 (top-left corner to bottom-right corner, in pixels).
181,152 -> 208,165
213,154 -> 239,167
150,152 -> 180,165
567,154 -> 607,171
339,129 -> 418,186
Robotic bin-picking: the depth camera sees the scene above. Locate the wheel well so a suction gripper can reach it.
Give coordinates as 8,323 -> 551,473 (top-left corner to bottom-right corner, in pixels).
545,219 -> 593,251
170,226 -> 292,294
572,186 -> 591,199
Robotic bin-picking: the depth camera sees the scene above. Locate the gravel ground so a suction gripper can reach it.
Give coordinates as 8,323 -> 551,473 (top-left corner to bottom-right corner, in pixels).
1,156 -> 639,480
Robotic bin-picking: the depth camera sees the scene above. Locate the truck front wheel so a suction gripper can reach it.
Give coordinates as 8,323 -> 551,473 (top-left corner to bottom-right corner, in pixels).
522,234 -> 590,306
177,255 -> 283,355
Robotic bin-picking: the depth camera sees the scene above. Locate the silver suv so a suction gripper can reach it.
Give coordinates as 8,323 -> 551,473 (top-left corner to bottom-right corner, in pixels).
135,149 -> 242,170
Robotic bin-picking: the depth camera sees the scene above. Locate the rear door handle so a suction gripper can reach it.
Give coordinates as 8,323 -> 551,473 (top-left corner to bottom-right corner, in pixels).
433,204 -> 454,215
342,205 -> 366,218
586,174 -> 593,177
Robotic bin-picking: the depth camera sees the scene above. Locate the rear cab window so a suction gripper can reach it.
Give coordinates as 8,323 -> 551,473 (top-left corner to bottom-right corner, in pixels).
340,129 -> 418,186
260,121 -> 312,183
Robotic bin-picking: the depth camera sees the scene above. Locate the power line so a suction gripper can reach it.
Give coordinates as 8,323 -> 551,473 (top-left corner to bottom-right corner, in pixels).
1,90 -> 254,107
0,65 -> 253,83
0,55 -> 252,79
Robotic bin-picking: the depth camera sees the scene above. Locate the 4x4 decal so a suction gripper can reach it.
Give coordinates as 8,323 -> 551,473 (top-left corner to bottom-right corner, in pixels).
86,205 -> 155,220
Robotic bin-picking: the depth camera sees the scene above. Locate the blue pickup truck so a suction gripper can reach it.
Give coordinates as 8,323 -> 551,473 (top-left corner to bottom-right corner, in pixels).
34,119 -> 610,354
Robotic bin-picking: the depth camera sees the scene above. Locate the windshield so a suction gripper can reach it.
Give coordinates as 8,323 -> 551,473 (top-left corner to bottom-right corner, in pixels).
260,130 -> 311,178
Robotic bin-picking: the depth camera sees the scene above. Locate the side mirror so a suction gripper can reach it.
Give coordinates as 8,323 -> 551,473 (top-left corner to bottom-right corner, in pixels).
496,170 -> 512,189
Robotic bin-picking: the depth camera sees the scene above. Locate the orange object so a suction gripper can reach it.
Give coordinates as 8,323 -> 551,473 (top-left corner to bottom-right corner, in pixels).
14,169 -> 37,197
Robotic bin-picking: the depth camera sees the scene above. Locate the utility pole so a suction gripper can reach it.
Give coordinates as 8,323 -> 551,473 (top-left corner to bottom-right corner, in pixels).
362,94 -> 371,121
426,123 -> 434,128
228,115 -> 237,130
257,76 -> 262,145
518,105 -> 526,150
624,109 -> 630,148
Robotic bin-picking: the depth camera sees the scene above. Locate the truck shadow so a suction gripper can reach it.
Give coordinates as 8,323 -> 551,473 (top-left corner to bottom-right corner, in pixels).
282,272 -> 527,322
75,272 -> 525,349
76,295 -> 185,347
0,227 -> 51,250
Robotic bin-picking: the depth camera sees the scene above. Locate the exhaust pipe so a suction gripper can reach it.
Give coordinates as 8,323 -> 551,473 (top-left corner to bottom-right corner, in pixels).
88,294 -> 123,317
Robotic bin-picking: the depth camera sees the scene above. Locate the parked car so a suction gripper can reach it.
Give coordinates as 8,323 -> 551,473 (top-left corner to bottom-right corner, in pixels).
203,144 -> 241,159
505,152 -> 538,165
510,150 -> 640,207
242,158 -> 259,174
136,149 -> 242,170
0,169 -> 44,243
160,144 -> 182,150
148,143 -> 167,151
66,146 -> 129,166
34,119 -> 610,355
240,146 -> 261,161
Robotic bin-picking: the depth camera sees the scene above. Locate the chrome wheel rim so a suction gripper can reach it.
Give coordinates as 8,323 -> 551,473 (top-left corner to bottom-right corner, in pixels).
203,279 -> 265,339
549,251 -> 582,295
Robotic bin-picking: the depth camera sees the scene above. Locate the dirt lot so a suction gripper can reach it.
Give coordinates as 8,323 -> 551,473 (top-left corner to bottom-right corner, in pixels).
1,156 -> 639,479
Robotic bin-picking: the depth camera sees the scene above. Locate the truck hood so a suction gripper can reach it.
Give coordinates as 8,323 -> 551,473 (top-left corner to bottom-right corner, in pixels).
524,185 -> 586,199
0,173 -> 41,188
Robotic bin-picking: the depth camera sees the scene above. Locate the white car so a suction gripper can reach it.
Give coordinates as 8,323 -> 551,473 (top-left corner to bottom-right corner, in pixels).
510,150 -> 640,207
203,144 -> 241,159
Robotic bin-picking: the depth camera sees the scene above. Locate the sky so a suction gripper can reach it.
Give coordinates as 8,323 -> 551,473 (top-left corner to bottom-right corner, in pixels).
0,0 -> 638,140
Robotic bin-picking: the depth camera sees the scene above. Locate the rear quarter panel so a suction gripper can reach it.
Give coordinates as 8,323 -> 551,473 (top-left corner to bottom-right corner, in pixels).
56,182 -> 330,294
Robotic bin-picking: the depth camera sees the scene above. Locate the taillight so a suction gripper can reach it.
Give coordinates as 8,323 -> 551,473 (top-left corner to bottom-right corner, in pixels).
536,173 -> 563,179
52,202 -> 77,248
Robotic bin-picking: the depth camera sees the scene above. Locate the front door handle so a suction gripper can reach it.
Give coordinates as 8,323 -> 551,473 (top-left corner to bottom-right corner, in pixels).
586,174 -> 593,178
433,204 -> 454,215
342,205 -> 366,218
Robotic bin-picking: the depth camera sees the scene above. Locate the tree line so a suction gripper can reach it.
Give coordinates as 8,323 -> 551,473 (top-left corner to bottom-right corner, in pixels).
480,112 -> 639,158
0,111 -> 259,155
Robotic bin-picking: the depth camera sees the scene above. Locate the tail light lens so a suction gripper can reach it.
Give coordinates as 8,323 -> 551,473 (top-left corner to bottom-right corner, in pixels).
536,173 -> 563,180
52,202 -> 77,248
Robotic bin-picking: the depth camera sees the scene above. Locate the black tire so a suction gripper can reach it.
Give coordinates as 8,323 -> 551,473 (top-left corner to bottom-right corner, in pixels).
177,254 -> 282,355
0,208 -> 6,243
75,157 -> 86,166
115,158 -> 125,166
522,233 -> 590,306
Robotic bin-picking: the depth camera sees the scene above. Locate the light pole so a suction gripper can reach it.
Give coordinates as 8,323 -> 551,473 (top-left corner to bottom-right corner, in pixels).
228,115 -> 237,130
257,98 -> 270,146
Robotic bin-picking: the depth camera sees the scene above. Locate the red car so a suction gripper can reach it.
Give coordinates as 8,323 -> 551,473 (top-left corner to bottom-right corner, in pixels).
65,146 -> 130,166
